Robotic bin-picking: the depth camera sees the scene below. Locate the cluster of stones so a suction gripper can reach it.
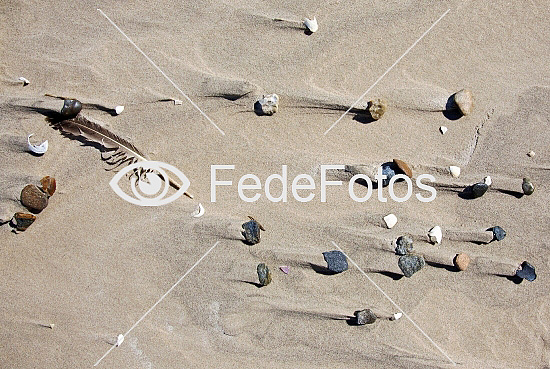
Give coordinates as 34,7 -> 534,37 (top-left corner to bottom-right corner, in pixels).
13,176 -> 56,231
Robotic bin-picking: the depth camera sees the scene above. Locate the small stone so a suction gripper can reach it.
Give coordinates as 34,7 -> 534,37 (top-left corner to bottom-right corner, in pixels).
255,94 -> 279,116
322,250 -> 348,273
522,178 -> 534,195
114,105 -> 124,115
453,253 -> 470,271
428,226 -> 442,244
242,218 -> 262,245
380,162 -> 397,187
257,263 -> 272,286
13,212 -> 36,231
471,182 -> 489,198
354,309 -> 377,325
173,99 -> 183,105
60,99 -> 82,118
515,261 -> 536,282
527,151 -> 535,157
383,213 -> 397,229
449,166 -> 461,178
393,159 -> 412,178
491,226 -> 506,241
453,89 -> 474,116
367,98 -> 387,120
40,176 -> 56,197
395,235 -> 413,255
398,254 -> 425,278
390,312 -> 402,321
279,266 -> 289,274
440,126 -> 448,134
20,184 -> 48,212
484,176 -> 492,186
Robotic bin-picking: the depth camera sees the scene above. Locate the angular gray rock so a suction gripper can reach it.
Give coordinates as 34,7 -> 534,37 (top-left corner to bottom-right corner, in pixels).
395,235 -> 413,255
398,254 -> 425,278
354,309 -> 377,325
322,250 -> 348,273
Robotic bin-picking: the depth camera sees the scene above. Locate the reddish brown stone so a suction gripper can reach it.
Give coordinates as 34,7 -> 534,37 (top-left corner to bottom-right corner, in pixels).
40,176 -> 56,197
20,184 -> 48,212
14,212 -> 36,231
393,159 -> 413,178
454,253 -> 470,271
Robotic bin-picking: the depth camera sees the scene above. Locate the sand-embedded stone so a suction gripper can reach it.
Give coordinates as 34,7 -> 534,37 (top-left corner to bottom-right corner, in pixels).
383,213 -> 397,229
471,182 -> 489,198
322,250 -> 348,273
21,184 -> 48,212
395,235 -> 413,255
254,94 -> 279,116
393,159 -> 412,178
453,89 -> 473,116
40,176 -> 56,197
242,218 -> 262,245
522,178 -> 534,195
257,263 -> 272,286
368,98 -> 387,120
398,254 -> 425,277
13,212 -> 36,231
60,99 -> 82,118
380,162 -> 396,187
454,253 -> 470,271
491,226 -> 506,241
354,309 -> 377,325
516,261 -> 536,281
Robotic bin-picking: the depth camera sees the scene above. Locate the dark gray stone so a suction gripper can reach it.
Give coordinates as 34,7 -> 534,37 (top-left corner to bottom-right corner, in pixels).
491,226 -> 506,241
322,250 -> 348,273
471,182 -> 489,198
242,219 -> 261,245
516,261 -> 536,282
380,162 -> 397,187
60,99 -> 82,118
257,263 -> 272,286
522,178 -> 535,195
354,309 -> 377,325
398,254 -> 425,278
395,235 -> 413,255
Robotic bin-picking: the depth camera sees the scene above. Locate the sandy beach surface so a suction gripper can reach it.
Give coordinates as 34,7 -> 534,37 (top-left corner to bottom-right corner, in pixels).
1,0 -> 549,368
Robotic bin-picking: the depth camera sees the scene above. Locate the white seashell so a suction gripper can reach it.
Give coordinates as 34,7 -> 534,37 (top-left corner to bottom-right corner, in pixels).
484,176 -> 492,186
439,126 -> 448,134
428,226 -> 442,244
27,134 -> 48,155
18,77 -> 30,86
114,105 -> 124,115
115,334 -> 124,347
391,312 -> 403,321
174,99 -> 183,105
303,17 -> 318,33
527,150 -> 535,157
383,213 -> 397,229
449,166 -> 460,178
191,203 -> 205,218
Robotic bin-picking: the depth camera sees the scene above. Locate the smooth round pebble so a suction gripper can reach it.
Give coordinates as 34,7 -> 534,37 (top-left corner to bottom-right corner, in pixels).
522,178 -> 534,195
60,99 -> 82,118
453,89 -> 474,116
471,182 -> 489,198
454,253 -> 470,271
21,184 -> 48,212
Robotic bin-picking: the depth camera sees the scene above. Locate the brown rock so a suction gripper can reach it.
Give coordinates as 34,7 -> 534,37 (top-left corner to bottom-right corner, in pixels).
20,184 -> 48,212
393,159 -> 413,178
453,89 -> 473,116
454,253 -> 470,271
13,212 -> 36,231
367,98 -> 387,120
40,176 -> 56,197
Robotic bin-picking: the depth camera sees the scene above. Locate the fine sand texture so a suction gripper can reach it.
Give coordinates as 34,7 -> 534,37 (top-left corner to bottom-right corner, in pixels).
1,0 -> 550,368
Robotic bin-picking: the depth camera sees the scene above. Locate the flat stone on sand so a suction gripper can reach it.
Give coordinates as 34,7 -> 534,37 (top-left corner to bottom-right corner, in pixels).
453,89 -> 473,116
13,212 -> 36,231
322,250 -> 348,273
398,254 -> 425,277
354,309 -> 377,325
516,261 -> 536,281
20,184 -> 48,212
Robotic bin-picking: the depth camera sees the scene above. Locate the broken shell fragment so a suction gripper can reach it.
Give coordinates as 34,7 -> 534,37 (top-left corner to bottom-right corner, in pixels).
27,134 -> 48,155
173,99 -> 183,105
60,99 -> 82,118
367,98 -> 387,120
393,159 -> 412,178
390,312 -> 403,321
303,17 -> 318,33
18,77 -> 30,86
428,226 -> 442,244
383,213 -> 397,229
279,266 -> 289,274
191,203 -> 204,218
452,89 -> 474,116
440,126 -> 448,134
449,166 -> 461,178
254,94 -> 279,116
13,212 -> 36,231
40,176 -> 56,197
114,105 -> 124,115
115,334 -> 124,347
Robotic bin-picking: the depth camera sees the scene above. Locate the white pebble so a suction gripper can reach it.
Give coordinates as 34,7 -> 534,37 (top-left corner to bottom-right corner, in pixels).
191,203 -> 205,218
391,312 -> 403,321
115,334 -> 124,347
527,151 -> 535,157
18,76 -> 30,86
174,99 -> 183,105
114,105 -> 124,115
428,226 -> 442,244
484,176 -> 492,186
439,126 -> 447,134
303,17 -> 318,33
449,166 -> 461,178
383,214 -> 397,229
